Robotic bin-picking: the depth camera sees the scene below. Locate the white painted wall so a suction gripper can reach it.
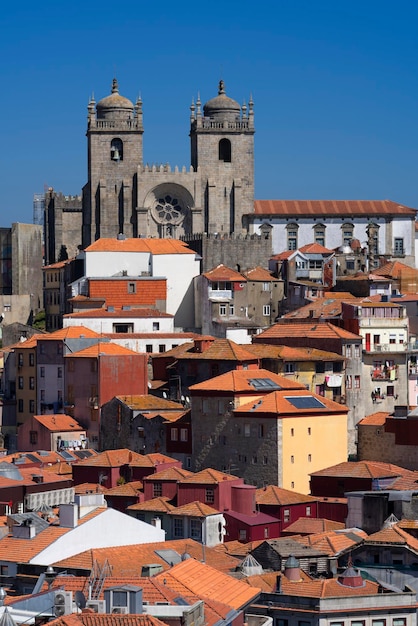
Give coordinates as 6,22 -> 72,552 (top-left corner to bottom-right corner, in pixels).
30,507 -> 165,565
63,315 -> 174,334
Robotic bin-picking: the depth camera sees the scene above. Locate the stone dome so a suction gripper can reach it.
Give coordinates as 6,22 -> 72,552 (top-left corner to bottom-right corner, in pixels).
96,78 -> 134,120
203,80 -> 241,121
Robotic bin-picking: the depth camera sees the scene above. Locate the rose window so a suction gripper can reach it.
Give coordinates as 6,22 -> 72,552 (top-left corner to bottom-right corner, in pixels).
152,195 -> 184,225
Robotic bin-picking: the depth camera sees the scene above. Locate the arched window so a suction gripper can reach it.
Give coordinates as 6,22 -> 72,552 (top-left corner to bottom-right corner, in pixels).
110,138 -> 123,161
219,139 -> 231,162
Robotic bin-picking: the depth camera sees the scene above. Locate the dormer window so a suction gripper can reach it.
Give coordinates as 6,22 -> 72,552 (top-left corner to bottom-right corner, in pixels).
111,138 -> 123,161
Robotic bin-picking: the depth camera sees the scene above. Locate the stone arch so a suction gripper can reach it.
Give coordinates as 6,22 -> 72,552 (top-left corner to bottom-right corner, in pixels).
143,183 -> 195,237
219,138 -> 232,162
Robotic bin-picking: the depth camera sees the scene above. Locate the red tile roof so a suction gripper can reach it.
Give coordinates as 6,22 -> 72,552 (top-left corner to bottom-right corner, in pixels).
115,396 -> 184,411
245,344 -> 345,362
256,485 -> 317,506
33,414 -> 84,432
242,266 -> 280,281
366,524 -> 418,552
256,320 -> 361,341
85,238 -> 196,254
49,614 -> 170,626
189,368 -> 305,393
234,389 -> 348,416
358,412 -> 390,426
74,449 -> 174,468
283,517 -> 345,534
170,501 -> 220,516
154,558 -> 260,610
176,339 -> 258,362
143,467 -> 193,482
298,243 -> 334,254
127,497 -> 176,513
310,460 -> 409,479
203,264 -> 245,281
254,199 -> 417,217
66,342 -> 141,358
178,468 -> 240,485
104,481 -> 143,496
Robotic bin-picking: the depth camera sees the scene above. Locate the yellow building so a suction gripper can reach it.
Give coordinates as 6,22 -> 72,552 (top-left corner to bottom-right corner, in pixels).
12,335 -> 38,427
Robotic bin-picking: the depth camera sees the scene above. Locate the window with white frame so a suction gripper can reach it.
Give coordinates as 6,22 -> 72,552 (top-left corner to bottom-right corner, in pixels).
263,304 -> 271,316
394,238 -> 404,255
219,303 -> 227,316
286,223 -> 298,250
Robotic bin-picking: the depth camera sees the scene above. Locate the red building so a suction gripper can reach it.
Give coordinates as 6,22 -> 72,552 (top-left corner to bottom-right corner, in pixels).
223,484 -> 280,542
65,342 -> 148,447
177,468 -> 244,510
143,467 -> 193,501
255,485 -> 319,534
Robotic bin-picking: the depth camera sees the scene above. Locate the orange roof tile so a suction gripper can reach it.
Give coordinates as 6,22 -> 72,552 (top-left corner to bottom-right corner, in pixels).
74,449 -> 149,468
169,501 -> 220,517
366,524 -> 418,552
178,468 -> 239,485
154,558 -> 260,610
49,614 -> 170,626
53,539 -> 241,574
256,485 -> 317,506
234,389 -> 348,416
283,517 -> 345,534
33,414 -> 84,432
242,266 -> 280,281
254,199 -> 417,217
245,344 -> 345,362
105,481 -> 143,496
41,326 -> 101,340
310,460 -> 409,479
85,238 -> 195,255
373,260 -> 418,279
115,396 -> 184,411
176,339 -> 258,362
74,483 -> 108,494
203,264 -> 245,282
256,320 -> 361,341
144,467 -> 193,482
189,368 -> 305,393
127,497 -> 176,513
64,309 -> 173,320
298,243 -> 334,254
358,412 -> 390,426
67,342 -> 141,358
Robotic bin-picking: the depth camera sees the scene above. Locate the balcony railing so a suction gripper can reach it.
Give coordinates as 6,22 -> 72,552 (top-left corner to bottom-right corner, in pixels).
371,366 -> 398,381
369,343 -> 406,353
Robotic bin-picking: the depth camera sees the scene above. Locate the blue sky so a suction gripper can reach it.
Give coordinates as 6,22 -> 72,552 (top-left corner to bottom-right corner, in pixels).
1,0 -> 418,223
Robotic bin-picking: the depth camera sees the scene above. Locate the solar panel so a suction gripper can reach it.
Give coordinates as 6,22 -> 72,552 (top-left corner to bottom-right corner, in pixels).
155,549 -> 182,566
59,450 -> 75,461
249,378 -> 281,391
285,396 -> 326,409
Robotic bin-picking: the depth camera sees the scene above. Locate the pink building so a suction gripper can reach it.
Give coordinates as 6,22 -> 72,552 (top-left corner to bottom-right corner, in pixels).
18,414 -> 86,452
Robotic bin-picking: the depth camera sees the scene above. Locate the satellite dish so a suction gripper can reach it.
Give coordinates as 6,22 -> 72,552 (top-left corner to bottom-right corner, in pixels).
75,591 -> 87,609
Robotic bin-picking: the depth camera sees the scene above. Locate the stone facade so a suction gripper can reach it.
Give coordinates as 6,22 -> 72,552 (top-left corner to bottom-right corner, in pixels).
44,190 -> 82,265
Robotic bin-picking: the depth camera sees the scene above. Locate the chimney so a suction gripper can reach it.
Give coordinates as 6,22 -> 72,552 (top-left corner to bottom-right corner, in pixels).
59,503 -> 78,528
151,517 -> 162,530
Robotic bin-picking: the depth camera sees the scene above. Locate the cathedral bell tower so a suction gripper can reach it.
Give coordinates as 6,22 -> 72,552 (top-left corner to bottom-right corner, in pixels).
82,78 -> 143,248
190,80 -> 255,235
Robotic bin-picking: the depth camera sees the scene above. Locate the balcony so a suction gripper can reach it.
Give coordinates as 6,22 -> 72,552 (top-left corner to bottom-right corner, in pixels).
368,343 -> 407,353
371,366 -> 398,381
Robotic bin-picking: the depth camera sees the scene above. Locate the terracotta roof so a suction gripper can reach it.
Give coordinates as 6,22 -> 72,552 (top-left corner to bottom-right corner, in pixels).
256,320 -> 361,341
282,297 -> 362,320
178,468 -> 240,485
245,343 -> 345,362
64,309 -> 173,320
127,497 -> 176,513
373,260 -> 418,279
49,614 -> 170,626
33,414 -> 84,432
366,524 -> 418,552
254,199 -> 417,217
143,467 -> 193,482
283,517 -> 345,534
242,266 -> 279,281
271,250 -> 294,261
154,558 -> 260,610
43,258 -> 75,270
67,342 -> 142,358
234,389 -> 348,416
74,483 -> 108,495
253,570 -> 381,598
85,238 -> 196,255
115,396 -> 184,411
104,481 -> 143,496
256,485 -> 317,506
358,412 -> 390,426
203,264 -> 245,282
169,501 -> 220,517
74,449 -> 159,468
293,529 -> 367,556
189,368 -> 305,393
176,339 -> 258,362
243,569 -> 311,592
41,326 -> 101,340
298,243 -> 334,254
310,460 -> 409,479
53,539 -> 241,574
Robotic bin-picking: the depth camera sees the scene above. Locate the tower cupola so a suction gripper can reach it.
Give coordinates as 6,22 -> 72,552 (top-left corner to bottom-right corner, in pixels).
96,78 -> 134,121
203,80 -> 241,121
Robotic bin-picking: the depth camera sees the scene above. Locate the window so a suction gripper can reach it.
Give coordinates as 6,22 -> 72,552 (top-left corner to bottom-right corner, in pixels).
113,323 -> 134,333
190,519 -> 202,540
239,529 -> 247,541
314,224 -> 325,246
0,565 -> 8,576
351,621 -> 365,626
252,456 -> 257,464
291,455 -> 294,463
180,428 -> 188,442
346,375 -> 352,389
315,361 -> 325,373
57,366 -> 62,378
30,431 -> 38,444
170,428 -> 178,441
244,423 -> 251,437
110,137 -> 123,161
262,282 -> 270,291
285,362 -> 296,374
263,304 -> 271,316
286,223 -> 299,250
205,488 -> 215,504
146,344 -> 153,353
29,353 -> 34,367
29,400 -> 35,413
229,304 -> 234,316
345,344 -> 352,357
291,427 -> 294,436
389,334 -> 396,344
219,303 -> 227,316
90,360 -> 97,373
173,518 -> 183,538
387,385 -> 395,397
18,376 -> 23,390
342,223 -> 354,246
284,509 -> 290,522
159,345 -> 166,353
258,424 -> 264,438
18,399 -> 24,413
153,322 -> 160,331
393,620 -> 406,626
128,282 -> 136,294
354,375 -> 361,389
354,344 -> 360,358
374,334 -> 380,345
264,527 -> 269,538
40,390 -> 45,401
308,427 -> 311,435
394,238 -> 404,255
153,482 -> 162,497
372,620 -> 385,626
306,506 -> 311,516
29,377 -> 35,390
219,138 -> 231,162
308,454 -> 312,462
263,456 -> 268,464
18,353 -> 23,367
